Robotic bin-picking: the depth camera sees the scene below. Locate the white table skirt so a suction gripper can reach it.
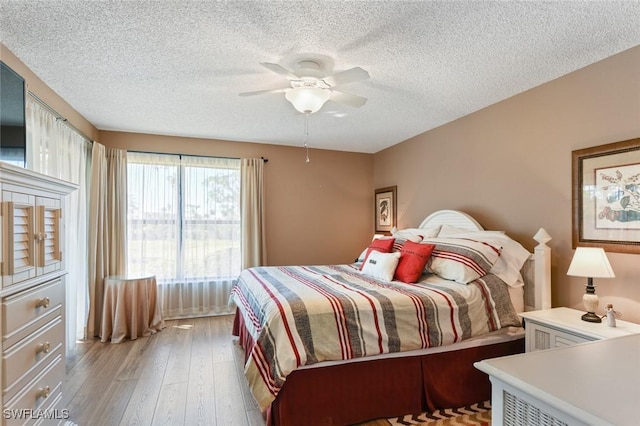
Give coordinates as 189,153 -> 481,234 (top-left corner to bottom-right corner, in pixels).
100,275 -> 165,343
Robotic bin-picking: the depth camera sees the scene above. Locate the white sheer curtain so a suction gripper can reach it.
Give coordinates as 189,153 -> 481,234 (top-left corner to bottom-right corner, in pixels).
26,99 -> 91,356
127,152 -> 241,319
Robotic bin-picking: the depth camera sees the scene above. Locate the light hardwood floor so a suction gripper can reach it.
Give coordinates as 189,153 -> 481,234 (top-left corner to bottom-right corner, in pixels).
62,315 -> 265,426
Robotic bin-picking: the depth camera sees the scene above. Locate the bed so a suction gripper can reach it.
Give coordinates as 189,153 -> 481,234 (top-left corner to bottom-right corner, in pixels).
230,210 -> 552,425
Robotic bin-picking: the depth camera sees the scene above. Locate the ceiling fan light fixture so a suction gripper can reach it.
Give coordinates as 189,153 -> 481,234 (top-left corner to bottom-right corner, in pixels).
285,87 -> 330,114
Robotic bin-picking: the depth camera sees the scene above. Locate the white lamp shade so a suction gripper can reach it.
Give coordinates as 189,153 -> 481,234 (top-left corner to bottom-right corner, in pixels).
567,247 -> 615,278
285,87 -> 330,113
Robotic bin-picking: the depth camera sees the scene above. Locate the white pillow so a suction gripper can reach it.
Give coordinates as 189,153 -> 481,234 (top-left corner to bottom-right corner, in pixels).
360,250 -> 401,281
392,226 -> 440,242
438,224 -> 505,237
488,237 -> 530,287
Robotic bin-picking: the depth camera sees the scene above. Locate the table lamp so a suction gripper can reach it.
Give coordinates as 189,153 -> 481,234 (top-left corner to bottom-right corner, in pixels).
566,247 -> 615,323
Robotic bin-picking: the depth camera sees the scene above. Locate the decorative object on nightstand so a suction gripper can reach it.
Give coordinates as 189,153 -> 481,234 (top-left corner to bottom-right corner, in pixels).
604,304 -> 618,327
566,247 -> 615,323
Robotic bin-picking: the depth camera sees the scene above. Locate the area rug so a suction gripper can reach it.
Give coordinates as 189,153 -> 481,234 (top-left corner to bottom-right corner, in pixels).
384,400 -> 491,425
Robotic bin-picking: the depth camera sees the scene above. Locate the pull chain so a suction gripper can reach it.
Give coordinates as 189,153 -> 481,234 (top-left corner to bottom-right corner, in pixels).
304,112 -> 310,163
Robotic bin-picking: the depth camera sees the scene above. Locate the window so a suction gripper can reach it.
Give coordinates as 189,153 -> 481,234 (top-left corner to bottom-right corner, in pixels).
127,152 -> 241,283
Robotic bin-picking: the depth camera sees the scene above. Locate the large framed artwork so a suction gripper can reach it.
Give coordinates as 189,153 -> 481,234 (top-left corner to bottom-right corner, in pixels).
572,137 -> 640,254
374,186 -> 397,234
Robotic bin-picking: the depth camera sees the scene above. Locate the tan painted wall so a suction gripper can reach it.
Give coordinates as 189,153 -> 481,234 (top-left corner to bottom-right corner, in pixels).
99,131 -> 374,266
374,46 -> 640,322
1,44 -> 99,141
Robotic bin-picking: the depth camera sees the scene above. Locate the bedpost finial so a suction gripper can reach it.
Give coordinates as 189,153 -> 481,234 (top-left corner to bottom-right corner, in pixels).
533,228 -> 552,245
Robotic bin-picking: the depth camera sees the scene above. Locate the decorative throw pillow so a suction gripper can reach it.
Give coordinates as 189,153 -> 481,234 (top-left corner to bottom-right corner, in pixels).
359,237 -> 395,270
394,241 -> 436,283
361,250 -> 401,281
435,230 -> 529,287
423,237 -> 502,284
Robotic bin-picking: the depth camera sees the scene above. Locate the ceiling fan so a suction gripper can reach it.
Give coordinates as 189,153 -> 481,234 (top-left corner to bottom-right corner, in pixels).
239,60 -> 370,114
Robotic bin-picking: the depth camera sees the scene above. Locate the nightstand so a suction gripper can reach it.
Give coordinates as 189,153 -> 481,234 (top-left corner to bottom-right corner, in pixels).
519,306 -> 640,352
475,335 -> 640,425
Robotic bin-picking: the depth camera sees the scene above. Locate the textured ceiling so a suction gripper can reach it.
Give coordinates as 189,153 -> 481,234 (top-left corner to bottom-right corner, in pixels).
1,1 -> 639,154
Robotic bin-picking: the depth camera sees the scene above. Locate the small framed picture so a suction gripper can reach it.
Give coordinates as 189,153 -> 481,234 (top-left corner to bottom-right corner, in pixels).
374,186 -> 397,234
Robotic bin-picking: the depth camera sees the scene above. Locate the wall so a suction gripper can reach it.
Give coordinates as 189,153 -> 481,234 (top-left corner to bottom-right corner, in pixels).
100,131 -> 374,266
374,46 -> 640,322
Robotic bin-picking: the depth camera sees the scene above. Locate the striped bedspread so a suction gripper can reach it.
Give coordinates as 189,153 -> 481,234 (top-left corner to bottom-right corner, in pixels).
230,264 -> 520,411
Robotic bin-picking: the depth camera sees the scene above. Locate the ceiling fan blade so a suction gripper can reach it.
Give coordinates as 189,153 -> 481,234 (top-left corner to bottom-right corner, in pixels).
329,91 -> 367,108
239,88 -> 287,97
323,67 -> 370,87
260,62 -> 300,80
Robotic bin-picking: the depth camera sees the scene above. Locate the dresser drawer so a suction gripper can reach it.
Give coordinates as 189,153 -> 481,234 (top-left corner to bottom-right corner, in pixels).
554,333 -> 590,347
3,351 -> 64,426
3,316 -> 63,399
2,279 -> 64,346
525,320 -> 594,352
3,392 -> 65,426
33,391 -> 65,426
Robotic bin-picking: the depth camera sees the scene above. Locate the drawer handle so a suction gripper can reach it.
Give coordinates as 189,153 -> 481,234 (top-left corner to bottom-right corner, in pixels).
36,297 -> 51,308
37,386 -> 51,399
37,341 -> 51,354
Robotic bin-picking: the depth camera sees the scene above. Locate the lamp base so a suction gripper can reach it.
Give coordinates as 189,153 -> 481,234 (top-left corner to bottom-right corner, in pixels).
582,284 -> 600,323
581,311 -> 602,323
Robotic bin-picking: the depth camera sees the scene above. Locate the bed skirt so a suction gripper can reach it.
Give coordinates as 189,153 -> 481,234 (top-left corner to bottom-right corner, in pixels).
232,309 -> 524,426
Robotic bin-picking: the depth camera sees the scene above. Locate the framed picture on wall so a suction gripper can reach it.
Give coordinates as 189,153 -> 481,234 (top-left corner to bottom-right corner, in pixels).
374,186 -> 397,234
572,137 -> 640,254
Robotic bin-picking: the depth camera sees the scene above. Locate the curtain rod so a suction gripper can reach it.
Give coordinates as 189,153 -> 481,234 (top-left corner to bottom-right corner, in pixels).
127,150 -> 268,163
26,93 -> 269,162
27,90 -> 94,143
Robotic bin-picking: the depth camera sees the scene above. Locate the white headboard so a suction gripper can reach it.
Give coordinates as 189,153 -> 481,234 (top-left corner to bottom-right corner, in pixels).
419,209 -> 484,231
418,210 -> 552,312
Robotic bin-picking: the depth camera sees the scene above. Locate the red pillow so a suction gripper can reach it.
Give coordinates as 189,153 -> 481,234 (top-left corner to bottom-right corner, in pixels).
360,238 -> 395,270
394,241 -> 436,283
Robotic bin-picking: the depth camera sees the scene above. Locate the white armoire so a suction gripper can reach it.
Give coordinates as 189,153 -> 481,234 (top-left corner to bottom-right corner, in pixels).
1,162 -> 76,425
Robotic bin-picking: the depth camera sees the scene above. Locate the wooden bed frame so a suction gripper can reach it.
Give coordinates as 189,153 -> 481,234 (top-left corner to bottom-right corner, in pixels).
233,210 -> 552,426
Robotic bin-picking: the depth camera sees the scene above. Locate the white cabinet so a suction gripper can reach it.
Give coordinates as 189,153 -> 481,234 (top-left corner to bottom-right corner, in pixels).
475,334 -> 640,426
519,307 -> 640,352
1,162 -> 75,425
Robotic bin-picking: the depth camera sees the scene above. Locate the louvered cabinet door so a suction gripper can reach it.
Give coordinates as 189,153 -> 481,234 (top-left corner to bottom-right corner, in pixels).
1,191 -> 37,288
36,197 -> 62,276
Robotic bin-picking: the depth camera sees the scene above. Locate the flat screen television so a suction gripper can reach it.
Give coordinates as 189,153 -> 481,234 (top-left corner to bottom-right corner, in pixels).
1,61 -> 27,167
